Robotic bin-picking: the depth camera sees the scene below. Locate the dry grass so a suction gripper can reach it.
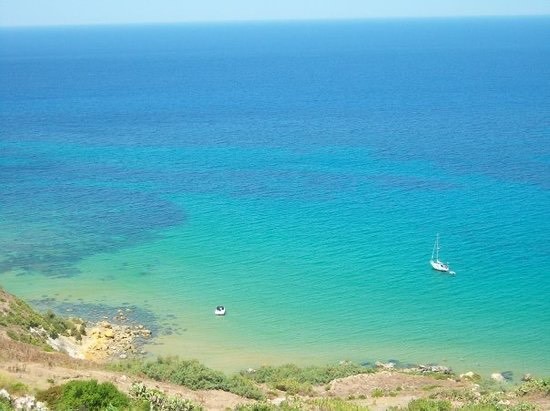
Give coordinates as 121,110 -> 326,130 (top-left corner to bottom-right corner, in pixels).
0,332 -> 93,370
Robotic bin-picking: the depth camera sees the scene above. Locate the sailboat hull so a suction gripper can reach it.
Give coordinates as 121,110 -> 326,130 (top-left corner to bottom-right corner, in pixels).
430,259 -> 449,272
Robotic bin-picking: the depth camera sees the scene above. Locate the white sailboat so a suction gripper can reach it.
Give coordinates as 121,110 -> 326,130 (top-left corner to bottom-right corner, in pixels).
430,234 -> 452,273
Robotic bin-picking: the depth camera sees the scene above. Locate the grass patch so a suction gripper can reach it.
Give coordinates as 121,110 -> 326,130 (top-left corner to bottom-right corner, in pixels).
0,373 -> 29,396
235,402 -> 303,411
429,388 -> 479,403
236,398 -> 370,411
241,362 -> 372,395
457,405 -> 500,411
309,397 -> 370,410
423,385 -> 442,391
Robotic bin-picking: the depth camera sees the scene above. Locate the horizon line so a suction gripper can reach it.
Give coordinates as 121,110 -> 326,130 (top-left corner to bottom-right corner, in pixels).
1,13 -> 549,29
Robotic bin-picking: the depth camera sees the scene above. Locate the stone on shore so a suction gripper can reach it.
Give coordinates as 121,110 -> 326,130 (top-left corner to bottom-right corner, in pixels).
460,371 -> 481,381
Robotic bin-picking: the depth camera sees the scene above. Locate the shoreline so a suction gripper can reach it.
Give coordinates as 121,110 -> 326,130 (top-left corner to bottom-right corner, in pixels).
1,285 -> 549,410
52,315 -> 536,386
1,281 -> 548,380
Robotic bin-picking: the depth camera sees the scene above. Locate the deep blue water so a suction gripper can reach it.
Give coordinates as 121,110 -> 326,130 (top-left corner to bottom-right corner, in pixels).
1,17 -> 549,375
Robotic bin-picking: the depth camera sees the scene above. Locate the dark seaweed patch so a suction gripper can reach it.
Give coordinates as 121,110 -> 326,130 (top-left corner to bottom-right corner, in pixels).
1,183 -> 184,278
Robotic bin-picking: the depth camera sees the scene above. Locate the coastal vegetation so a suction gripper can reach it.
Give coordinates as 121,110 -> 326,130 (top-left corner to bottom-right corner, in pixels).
109,357 -> 265,400
109,358 -> 375,399
1,286 -> 549,410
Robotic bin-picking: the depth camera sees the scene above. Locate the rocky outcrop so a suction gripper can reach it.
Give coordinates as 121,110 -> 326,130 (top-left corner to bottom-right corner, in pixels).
0,388 -> 48,411
82,321 -> 152,362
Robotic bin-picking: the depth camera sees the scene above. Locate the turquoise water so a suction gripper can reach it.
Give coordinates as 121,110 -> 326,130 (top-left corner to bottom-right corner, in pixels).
1,18 -> 549,376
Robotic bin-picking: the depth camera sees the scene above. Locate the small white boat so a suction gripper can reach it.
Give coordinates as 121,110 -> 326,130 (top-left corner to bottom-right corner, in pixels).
430,234 -> 452,273
214,305 -> 226,316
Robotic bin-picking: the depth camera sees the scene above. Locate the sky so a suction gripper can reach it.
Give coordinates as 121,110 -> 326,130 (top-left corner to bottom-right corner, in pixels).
1,0 -> 550,27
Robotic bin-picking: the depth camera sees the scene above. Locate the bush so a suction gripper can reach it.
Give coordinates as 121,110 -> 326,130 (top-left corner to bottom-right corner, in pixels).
273,379 -> 312,396
515,378 -> 550,396
0,396 -> 13,411
37,380 -> 129,410
371,388 -> 385,398
407,398 -> 452,411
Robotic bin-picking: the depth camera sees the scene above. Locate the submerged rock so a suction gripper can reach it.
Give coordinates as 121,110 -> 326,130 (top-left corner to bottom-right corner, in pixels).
501,371 -> 513,381
522,373 -> 533,382
491,373 -> 505,382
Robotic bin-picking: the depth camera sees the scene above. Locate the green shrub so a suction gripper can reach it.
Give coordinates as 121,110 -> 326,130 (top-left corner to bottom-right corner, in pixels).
407,398 -> 452,411
5,331 -> 18,342
0,396 -> 13,411
371,388 -> 384,398
227,374 -> 266,400
37,380 -> 129,410
273,379 -> 312,395
36,385 -> 63,408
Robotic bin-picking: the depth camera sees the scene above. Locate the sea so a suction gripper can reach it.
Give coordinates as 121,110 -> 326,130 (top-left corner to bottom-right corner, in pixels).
1,17 -> 549,377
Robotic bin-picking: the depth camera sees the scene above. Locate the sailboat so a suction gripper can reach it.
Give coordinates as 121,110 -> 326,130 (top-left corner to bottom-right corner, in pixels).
430,234 -> 452,273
